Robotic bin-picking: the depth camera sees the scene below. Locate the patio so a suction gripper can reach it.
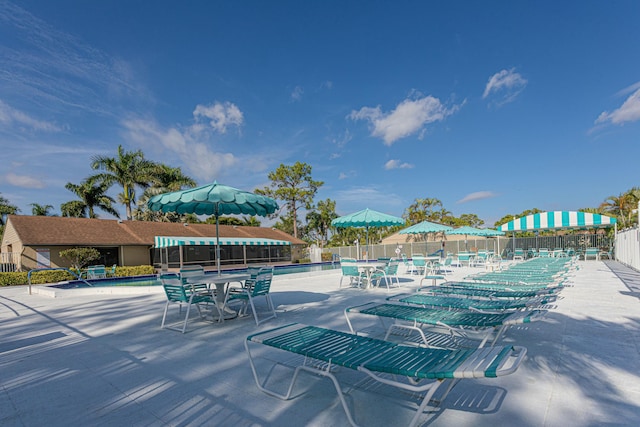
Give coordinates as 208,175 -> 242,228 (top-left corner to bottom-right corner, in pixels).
1,260 -> 639,426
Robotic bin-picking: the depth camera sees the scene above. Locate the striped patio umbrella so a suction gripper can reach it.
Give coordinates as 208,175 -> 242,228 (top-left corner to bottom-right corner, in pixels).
497,211 -> 617,232
446,226 -> 504,251
148,181 -> 279,273
332,208 -> 405,257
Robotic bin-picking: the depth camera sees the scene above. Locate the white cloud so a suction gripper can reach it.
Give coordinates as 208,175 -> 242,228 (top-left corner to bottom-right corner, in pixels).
122,116 -> 236,182
615,81 -> 640,97
0,100 -> 62,132
456,191 -> 498,204
5,172 -> 45,189
192,102 -> 243,134
384,159 -> 414,170
338,172 -> 348,180
483,68 -> 527,105
595,88 -> 640,125
349,95 -> 460,145
290,86 -> 304,101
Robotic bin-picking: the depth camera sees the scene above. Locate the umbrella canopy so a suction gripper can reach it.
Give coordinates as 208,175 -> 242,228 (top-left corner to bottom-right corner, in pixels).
446,226 -> 505,251
497,211 -> 617,232
399,220 -> 453,235
148,181 -> 279,273
331,208 -> 404,256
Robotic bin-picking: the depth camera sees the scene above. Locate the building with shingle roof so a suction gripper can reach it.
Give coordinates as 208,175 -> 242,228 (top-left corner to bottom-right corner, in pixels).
1,215 -> 306,271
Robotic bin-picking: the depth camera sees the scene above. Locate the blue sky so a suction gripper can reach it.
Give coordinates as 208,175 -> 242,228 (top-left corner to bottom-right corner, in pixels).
1,0 -> 639,226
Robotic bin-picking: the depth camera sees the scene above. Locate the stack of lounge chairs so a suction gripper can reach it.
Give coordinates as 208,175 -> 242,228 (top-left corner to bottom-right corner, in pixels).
245,256 -> 576,426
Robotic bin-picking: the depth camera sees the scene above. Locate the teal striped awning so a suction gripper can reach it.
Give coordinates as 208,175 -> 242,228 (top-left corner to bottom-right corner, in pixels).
154,236 -> 291,248
497,211 -> 617,232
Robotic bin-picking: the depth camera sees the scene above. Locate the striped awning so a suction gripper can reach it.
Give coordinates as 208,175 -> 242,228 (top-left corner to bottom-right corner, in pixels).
497,211 -> 617,232
154,236 -> 291,248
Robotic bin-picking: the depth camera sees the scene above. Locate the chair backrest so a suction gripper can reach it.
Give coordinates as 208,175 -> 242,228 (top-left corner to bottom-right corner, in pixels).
340,258 -> 360,276
247,267 -> 274,297
179,265 -> 204,285
514,248 -> 524,256
385,260 -> 400,274
538,248 -> 549,257
412,256 -> 426,267
585,247 -> 599,255
247,265 -> 265,279
457,253 -> 471,261
444,256 -> 453,266
87,265 -> 106,279
160,274 -> 188,302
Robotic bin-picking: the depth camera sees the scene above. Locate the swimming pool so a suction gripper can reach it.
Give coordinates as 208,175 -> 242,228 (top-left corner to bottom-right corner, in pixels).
51,262 -> 339,289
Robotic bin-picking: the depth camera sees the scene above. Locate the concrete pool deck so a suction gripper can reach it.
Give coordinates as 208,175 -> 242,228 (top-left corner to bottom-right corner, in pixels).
1,260 -> 639,426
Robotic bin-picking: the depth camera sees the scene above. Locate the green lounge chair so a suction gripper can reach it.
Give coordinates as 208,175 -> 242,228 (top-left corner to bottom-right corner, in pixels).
345,301 -> 545,348
386,292 -> 548,312
245,323 -> 526,427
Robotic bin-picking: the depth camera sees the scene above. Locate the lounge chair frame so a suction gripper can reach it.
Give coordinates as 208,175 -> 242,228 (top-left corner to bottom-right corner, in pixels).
245,323 -> 526,427
345,302 -> 544,348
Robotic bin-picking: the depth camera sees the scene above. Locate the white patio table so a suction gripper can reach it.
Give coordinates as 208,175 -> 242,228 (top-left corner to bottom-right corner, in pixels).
183,272 -> 251,320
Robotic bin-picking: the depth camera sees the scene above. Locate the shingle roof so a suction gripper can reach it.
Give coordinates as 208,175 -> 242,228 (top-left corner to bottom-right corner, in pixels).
5,215 -> 306,246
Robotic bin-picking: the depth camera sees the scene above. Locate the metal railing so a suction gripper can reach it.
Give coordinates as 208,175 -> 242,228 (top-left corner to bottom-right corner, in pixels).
0,252 -> 19,272
326,234 -> 613,260
615,227 -> 640,270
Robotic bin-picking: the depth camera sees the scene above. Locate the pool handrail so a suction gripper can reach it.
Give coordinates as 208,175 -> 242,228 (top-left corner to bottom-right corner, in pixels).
28,267 -> 94,295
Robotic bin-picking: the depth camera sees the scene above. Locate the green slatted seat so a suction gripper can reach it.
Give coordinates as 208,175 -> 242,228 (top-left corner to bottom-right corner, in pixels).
345,302 -> 544,348
246,323 -> 526,427
387,292 -> 544,311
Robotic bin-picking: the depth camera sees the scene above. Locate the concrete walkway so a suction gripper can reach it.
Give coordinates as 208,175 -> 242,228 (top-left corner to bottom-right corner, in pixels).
1,260 -> 639,426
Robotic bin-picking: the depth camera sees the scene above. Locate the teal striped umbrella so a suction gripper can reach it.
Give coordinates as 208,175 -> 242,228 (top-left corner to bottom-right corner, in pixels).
148,181 -> 279,273
497,211 -> 617,232
446,226 -> 504,251
399,220 -> 453,235
332,208 -> 405,257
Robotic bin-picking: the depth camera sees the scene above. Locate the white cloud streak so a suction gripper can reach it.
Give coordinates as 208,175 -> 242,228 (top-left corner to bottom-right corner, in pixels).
290,86 -> 304,101
349,95 -> 460,145
384,159 -> 414,170
483,68 -> 527,105
0,2 -> 150,118
595,88 -> 640,125
456,191 -> 498,204
5,172 -> 45,189
122,101 -> 244,181
0,99 -> 62,132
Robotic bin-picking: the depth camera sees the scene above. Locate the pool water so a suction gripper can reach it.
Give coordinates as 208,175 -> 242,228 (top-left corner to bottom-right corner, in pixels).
52,262 -> 339,289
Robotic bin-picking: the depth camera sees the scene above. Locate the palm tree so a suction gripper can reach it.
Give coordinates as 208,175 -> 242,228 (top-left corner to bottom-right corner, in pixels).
90,145 -> 157,220
30,203 -> 55,216
132,164 -> 196,222
600,193 -> 634,228
63,179 -> 120,218
0,193 -> 20,225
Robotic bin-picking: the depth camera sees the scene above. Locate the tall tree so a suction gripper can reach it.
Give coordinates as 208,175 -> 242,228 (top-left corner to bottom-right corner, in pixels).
63,179 -> 120,218
30,203 -> 55,216
256,162 -> 323,238
90,145 -> 157,220
133,164 -> 196,222
600,192 -> 635,228
305,198 -> 338,247
0,193 -> 20,225
403,198 -> 443,224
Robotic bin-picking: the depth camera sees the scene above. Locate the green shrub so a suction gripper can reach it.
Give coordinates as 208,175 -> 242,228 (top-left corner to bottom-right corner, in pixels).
321,252 -> 334,262
0,265 -> 156,287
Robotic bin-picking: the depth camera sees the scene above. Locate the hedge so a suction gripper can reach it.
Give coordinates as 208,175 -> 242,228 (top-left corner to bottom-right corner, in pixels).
0,265 -> 156,287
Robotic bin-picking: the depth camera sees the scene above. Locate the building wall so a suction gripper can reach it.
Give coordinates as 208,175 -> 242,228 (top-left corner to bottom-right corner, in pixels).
121,246 -> 152,266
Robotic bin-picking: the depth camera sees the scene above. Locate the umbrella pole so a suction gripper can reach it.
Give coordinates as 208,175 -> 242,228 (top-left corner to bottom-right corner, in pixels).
215,206 -> 221,275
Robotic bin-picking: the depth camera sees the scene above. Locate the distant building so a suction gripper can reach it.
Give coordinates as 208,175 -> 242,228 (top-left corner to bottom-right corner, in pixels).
0,215 -> 307,271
